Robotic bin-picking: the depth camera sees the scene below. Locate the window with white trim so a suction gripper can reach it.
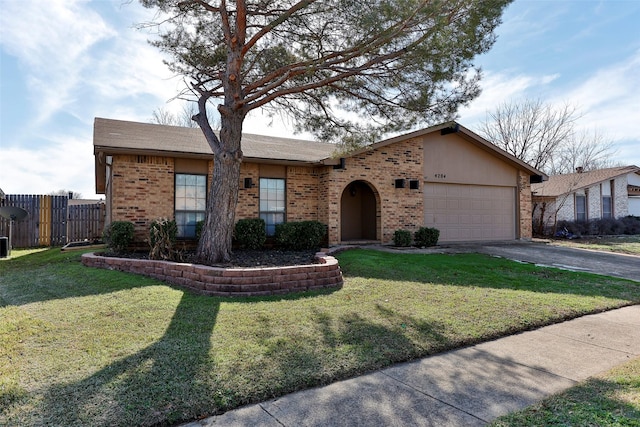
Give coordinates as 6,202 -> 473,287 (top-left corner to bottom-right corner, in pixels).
259,178 -> 285,236
175,174 -> 207,238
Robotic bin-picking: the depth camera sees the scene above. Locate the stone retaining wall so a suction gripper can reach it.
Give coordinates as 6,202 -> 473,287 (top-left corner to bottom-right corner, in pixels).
81,252 -> 343,297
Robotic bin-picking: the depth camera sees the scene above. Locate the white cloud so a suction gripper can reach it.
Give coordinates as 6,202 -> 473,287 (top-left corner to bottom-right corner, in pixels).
458,71 -> 561,125
0,0 -> 116,125
551,50 -> 640,138
0,131 -> 98,198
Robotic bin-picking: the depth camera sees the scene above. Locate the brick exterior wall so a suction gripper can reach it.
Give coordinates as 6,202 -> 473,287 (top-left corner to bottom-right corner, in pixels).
108,136 -> 532,247
236,162 -> 260,219
286,166 -> 321,222
322,137 -> 424,244
613,176 -> 629,217
587,185 -> 601,220
110,154 -> 174,243
517,170 -> 533,240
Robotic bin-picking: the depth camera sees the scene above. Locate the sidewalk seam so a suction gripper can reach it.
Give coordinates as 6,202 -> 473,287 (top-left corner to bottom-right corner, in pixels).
538,328 -> 640,356
258,403 -> 286,426
379,371 -> 490,425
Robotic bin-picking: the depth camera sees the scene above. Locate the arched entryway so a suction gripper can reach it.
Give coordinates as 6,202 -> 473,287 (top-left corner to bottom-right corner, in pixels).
340,180 -> 378,241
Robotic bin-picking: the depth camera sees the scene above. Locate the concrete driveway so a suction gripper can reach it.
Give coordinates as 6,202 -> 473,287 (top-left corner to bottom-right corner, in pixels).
461,241 -> 640,282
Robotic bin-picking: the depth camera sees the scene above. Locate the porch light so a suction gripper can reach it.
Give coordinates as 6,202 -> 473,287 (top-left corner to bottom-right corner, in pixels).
244,177 -> 254,189
394,179 -> 406,189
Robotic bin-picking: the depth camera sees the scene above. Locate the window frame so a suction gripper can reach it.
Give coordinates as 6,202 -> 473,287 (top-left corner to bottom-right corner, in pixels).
575,193 -> 587,222
602,195 -> 612,219
259,177 -> 286,236
175,173 -> 207,238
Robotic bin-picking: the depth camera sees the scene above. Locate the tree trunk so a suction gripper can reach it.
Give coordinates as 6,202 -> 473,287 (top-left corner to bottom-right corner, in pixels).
196,113 -> 244,264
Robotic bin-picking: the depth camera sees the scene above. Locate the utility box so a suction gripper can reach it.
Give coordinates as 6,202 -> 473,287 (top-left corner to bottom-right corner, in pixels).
0,237 -> 8,258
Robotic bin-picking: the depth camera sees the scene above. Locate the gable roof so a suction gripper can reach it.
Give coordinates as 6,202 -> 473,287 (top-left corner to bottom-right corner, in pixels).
531,165 -> 640,198
348,121 -> 547,178
94,117 -> 337,164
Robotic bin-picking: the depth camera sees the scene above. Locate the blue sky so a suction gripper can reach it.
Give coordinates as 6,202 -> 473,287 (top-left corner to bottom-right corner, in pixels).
1,0 -> 639,199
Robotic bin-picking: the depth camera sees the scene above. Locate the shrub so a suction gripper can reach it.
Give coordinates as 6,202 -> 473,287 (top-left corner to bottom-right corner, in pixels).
275,221 -> 327,250
414,227 -> 440,247
234,218 -> 267,250
621,216 -> 640,235
103,221 -> 134,254
393,229 -> 412,247
592,218 -> 625,235
149,218 -> 178,261
555,216 -> 640,237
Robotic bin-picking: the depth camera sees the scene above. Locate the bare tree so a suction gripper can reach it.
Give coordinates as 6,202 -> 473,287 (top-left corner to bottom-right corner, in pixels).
550,128 -> 618,175
151,103 -> 220,128
50,189 -> 83,199
478,99 -> 617,174
141,0 -> 513,263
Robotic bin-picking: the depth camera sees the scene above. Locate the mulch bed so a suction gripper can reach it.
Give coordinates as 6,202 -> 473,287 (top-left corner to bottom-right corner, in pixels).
100,248 -> 319,268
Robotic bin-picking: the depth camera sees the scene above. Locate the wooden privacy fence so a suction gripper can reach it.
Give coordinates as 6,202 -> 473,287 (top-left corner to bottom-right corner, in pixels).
0,195 -> 105,248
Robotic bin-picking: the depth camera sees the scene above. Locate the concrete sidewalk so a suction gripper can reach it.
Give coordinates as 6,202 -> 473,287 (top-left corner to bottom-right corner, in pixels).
182,305 -> 640,427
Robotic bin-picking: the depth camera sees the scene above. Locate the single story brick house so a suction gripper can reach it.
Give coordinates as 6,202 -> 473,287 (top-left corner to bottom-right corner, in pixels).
531,165 -> 640,230
93,118 -> 545,246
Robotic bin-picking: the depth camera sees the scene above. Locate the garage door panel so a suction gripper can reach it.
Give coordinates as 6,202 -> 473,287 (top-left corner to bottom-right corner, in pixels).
424,183 -> 515,242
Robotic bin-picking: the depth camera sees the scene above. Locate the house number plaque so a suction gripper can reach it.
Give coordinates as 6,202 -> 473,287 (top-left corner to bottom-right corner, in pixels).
434,173 -> 446,179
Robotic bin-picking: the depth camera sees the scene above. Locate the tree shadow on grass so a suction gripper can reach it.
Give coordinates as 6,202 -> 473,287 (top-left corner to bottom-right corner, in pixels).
26,287 -> 345,426
493,376 -> 640,426
36,292 -> 222,426
227,304 -> 452,404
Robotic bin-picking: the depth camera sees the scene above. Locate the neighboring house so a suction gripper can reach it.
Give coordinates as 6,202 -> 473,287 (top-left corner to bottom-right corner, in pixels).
531,165 -> 640,232
93,118 -> 546,246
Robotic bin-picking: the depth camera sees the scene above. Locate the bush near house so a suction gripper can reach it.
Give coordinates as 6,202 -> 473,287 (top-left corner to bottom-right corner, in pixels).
234,218 -> 267,250
393,229 -> 412,247
556,216 -> 640,238
103,221 -> 134,254
275,221 -> 327,250
414,227 -> 440,247
149,219 -> 178,261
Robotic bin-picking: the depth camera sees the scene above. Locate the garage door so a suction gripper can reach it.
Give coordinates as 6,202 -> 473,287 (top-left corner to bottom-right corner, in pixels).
424,183 -> 516,242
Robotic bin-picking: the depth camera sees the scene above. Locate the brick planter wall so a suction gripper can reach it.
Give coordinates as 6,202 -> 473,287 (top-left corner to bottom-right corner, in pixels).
81,252 -> 343,297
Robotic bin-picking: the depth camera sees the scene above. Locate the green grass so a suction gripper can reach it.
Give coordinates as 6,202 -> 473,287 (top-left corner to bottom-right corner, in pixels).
491,357 -> 640,426
2,248 -> 640,426
550,235 -> 640,255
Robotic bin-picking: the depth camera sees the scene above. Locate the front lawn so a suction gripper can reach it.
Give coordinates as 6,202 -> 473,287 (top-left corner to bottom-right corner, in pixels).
491,356 -> 640,426
550,235 -> 640,256
2,248 -> 639,426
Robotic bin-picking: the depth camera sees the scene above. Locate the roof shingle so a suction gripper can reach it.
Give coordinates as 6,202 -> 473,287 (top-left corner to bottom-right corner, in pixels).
532,166 -> 640,197
94,117 -> 338,164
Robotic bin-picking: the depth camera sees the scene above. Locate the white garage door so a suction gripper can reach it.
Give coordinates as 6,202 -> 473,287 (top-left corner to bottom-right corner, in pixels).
629,197 -> 640,217
424,183 -> 516,242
